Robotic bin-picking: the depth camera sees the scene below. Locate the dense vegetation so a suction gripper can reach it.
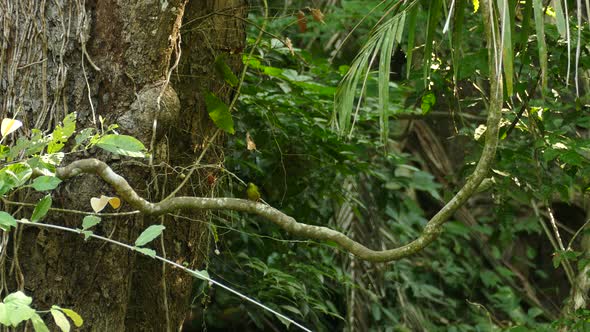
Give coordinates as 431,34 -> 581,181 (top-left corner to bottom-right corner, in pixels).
2,0 -> 590,331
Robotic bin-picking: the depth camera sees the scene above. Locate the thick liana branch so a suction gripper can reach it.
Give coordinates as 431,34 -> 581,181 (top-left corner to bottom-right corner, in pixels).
55,0 -> 502,263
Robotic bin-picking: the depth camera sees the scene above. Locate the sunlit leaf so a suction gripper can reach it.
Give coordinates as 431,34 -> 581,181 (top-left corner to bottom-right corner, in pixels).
90,195 -> 111,213
60,308 -> 83,327
30,313 -> 50,332
135,247 -> 156,257
50,308 -> 70,332
0,118 -> 22,137
134,224 -> 166,247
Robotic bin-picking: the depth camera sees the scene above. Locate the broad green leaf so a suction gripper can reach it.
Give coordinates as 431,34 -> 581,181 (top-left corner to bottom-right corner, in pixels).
96,135 -> 146,158
30,313 -> 50,332
420,92 -> 436,114
58,308 -> 83,327
48,113 -> 76,153
31,195 -> 52,222
1,292 -> 35,327
214,54 -> 239,87
31,176 -> 62,191
134,225 -> 166,247
50,308 -> 70,332
0,212 -> 17,231
205,93 -> 235,134
82,215 -> 101,230
135,247 -> 156,257
0,163 -> 32,195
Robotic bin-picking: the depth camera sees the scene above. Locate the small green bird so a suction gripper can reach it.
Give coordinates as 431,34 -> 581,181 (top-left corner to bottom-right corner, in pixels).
246,182 -> 261,202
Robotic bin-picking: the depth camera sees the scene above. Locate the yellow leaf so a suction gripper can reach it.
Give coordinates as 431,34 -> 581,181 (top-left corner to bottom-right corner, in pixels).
90,195 -> 111,213
61,308 -> 83,327
246,132 -> 257,151
472,0 -> 479,12
108,197 -> 121,209
1,118 -> 23,137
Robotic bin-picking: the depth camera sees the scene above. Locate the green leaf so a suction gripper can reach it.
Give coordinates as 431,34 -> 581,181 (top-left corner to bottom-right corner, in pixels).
190,269 -> 210,281
30,313 -> 50,332
59,308 -> 83,327
214,54 -> 239,87
134,225 -> 166,247
50,308 -> 70,332
135,247 -> 156,257
81,230 -> 93,241
420,92 -> 436,114
31,195 -> 52,222
0,212 -> 17,231
31,176 -> 62,191
0,163 -> 32,195
82,215 -> 101,230
48,113 -> 77,154
0,292 -> 35,327
205,93 -> 235,134
96,135 -> 146,158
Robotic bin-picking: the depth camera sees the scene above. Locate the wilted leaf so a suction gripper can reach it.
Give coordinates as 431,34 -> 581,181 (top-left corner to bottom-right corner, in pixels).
246,132 -> 257,151
296,11 -> 307,32
90,195 -> 119,212
309,8 -> 325,23
285,37 -> 294,56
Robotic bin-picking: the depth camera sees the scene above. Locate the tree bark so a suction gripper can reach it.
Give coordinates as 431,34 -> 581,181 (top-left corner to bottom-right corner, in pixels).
0,0 -> 245,330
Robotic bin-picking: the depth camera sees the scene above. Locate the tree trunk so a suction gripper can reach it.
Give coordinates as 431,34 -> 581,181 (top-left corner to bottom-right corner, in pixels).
0,0 -> 245,330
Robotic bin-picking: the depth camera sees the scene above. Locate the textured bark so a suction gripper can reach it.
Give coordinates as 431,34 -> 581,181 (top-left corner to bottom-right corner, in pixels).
0,0 -> 245,330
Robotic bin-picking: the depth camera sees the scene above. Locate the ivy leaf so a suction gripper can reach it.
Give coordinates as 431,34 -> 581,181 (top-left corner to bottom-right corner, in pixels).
31,176 -> 62,191
50,308 -> 70,332
96,134 -> 146,158
31,195 -> 52,222
205,93 -> 235,134
0,212 -> 17,231
82,216 -> 101,230
134,225 -> 166,247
